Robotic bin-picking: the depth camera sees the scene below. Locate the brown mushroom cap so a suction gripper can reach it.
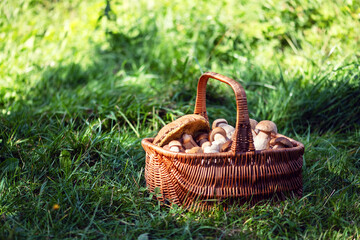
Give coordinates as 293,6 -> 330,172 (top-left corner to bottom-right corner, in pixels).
153,114 -> 210,147
249,119 -> 258,130
269,137 -> 293,148
185,147 -> 203,154
169,140 -> 182,148
195,133 -> 209,143
269,138 -> 277,146
255,120 -> 278,134
212,118 -> 228,130
209,127 -> 227,142
273,145 -> 284,149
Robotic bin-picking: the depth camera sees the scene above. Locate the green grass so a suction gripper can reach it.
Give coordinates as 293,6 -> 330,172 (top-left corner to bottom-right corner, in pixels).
1,0 -> 360,239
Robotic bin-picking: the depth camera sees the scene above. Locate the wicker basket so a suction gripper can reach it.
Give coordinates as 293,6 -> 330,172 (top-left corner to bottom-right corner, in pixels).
141,72 -> 304,211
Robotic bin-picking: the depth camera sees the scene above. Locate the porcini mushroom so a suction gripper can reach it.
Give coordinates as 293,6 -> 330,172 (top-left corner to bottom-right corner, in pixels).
210,127 -> 228,144
195,133 -> 210,147
220,140 -> 232,152
169,140 -> 182,152
249,119 -> 258,130
201,141 -> 211,151
250,118 -> 259,140
182,134 -> 199,149
210,142 -> 221,152
212,119 -> 235,139
269,137 -> 293,149
153,114 -> 210,147
163,144 -> 170,151
203,144 -> 219,153
206,127 -> 228,153
253,120 -> 278,150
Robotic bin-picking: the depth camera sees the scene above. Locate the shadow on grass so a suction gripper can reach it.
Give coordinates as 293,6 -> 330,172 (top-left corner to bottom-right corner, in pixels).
283,67 -> 360,134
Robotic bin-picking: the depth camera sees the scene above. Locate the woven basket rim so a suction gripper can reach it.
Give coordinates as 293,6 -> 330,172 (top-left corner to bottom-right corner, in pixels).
142,133 -> 304,159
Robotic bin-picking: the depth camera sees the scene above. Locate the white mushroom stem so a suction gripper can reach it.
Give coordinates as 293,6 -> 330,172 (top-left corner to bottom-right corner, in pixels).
210,127 -> 227,143
204,145 -> 219,153
213,133 -> 227,144
170,146 -> 180,152
203,146 -> 211,152
218,123 -> 235,139
251,129 -> 258,141
254,131 -> 271,150
210,141 -> 221,151
169,140 -> 183,152
182,134 -> 199,149
202,138 -> 220,153
201,141 -> 211,151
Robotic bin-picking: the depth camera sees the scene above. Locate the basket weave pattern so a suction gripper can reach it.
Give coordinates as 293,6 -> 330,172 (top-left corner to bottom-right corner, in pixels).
141,72 -> 304,210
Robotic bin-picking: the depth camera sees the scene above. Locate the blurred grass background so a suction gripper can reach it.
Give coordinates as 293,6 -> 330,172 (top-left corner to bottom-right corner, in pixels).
0,0 -> 359,239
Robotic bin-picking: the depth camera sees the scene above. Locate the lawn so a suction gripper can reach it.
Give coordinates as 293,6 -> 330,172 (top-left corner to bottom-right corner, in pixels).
1,0 -> 360,239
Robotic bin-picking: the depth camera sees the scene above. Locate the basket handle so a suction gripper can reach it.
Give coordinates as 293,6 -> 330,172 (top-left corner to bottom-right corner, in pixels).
194,72 -> 255,153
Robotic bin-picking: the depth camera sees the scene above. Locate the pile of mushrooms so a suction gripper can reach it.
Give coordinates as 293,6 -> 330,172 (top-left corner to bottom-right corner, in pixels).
154,114 -> 294,154
250,119 -> 293,150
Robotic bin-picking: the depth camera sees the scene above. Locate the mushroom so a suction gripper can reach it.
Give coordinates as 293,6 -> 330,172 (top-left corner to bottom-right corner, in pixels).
163,144 -> 170,151
205,127 -> 228,153
182,134 -> 199,149
249,119 -> 258,130
195,133 -> 210,147
269,137 -> 293,149
212,119 -> 235,139
153,114 -> 210,147
169,140 -> 183,152
253,120 -> 278,150
203,144 -> 219,153
185,147 -> 203,153
220,140 -> 232,152
210,127 -> 228,144
210,143 -> 221,152
201,141 -> 211,151
249,118 -> 259,140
